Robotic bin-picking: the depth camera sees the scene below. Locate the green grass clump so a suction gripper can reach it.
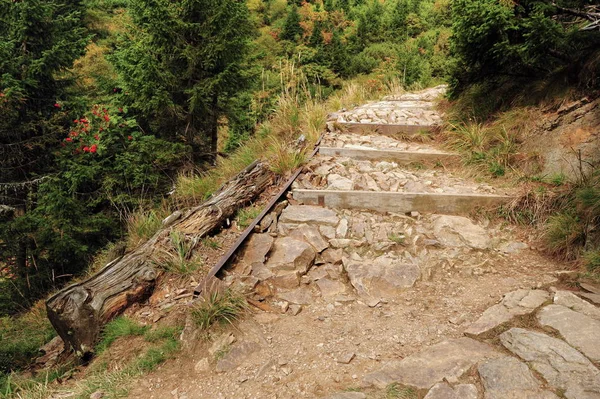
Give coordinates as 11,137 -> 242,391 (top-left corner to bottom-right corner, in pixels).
191,289 -> 247,331
236,206 -> 261,229
0,305 -> 55,376
543,212 -> 586,259
143,326 -> 182,343
584,250 -> 600,274
386,383 -> 417,399
95,317 -> 148,354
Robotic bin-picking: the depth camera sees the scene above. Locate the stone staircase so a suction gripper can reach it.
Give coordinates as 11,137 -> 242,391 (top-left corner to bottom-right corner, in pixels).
189,86 -> 600,399
292,86 -> 512,215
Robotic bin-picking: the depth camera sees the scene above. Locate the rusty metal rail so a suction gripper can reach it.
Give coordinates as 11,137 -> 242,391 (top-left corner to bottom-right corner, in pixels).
193,137 -> 322,297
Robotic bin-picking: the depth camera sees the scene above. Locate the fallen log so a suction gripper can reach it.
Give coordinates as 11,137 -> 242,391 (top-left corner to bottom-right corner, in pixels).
46,161 -> 273,357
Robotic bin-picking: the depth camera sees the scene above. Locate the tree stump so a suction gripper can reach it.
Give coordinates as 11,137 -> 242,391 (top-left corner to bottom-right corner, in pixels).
46,161 -> 273,356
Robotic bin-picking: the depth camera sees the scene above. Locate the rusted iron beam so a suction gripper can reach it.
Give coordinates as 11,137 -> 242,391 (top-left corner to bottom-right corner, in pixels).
193,138 -> 322,297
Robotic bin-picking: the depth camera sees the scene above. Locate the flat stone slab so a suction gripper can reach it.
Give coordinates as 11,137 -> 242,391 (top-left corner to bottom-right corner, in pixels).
479,356 -> 559,399
363,337 -> 500,389
279,205 -> 339,226
538,304 -> 600,362
343,255 -> 420,299
500,328 -> 600,399
433,215 -> 491,249
554,291 -> 600,320
293,190 -> 511,215
424,382 -> 478,399
465,289 -> 550,336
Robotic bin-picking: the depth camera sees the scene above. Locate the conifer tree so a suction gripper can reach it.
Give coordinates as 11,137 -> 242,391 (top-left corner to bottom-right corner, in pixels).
0,0 -> 88,299
113,0 -> 252,162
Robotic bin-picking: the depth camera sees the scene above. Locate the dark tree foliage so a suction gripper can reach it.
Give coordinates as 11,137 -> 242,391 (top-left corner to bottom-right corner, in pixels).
450,0 -> 600,95
113,0 -> 253,162
0,0 -> 89,304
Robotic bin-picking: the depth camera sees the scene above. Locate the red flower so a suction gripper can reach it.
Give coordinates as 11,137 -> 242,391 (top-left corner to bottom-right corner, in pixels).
99,127 -> 104,132
128,135 -> 133,140
118,107 -> 123,113
54,103 -> 61,108
81,118 -> 89,124
90,144 -> 98,153
73,119 -> 78,123
103,115 -> 110,122
94,134 -> 100,140
65,137 -> 73,142
83,146 -> 90,152
60,143 -> 66,147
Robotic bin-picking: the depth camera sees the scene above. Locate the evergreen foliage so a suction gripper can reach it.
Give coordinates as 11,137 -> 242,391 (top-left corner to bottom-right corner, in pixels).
450,0 -> 600,97
112,0 -> 253,161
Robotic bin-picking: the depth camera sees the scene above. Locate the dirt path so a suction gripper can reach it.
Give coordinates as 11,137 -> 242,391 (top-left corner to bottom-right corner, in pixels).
125,87 -> 598,399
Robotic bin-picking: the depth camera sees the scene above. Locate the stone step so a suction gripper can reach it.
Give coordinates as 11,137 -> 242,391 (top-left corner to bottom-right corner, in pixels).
293,189 -> 512,215
341,122 -> 437,136
319,146 -> 459,164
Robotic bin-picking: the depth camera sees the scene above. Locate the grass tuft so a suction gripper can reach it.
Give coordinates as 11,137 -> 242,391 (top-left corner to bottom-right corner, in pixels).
386,383 -> 417,399
543,212 -> 586,260
236,206 -> 261,229
191,288 -> 247,331
95,316 -> 148,354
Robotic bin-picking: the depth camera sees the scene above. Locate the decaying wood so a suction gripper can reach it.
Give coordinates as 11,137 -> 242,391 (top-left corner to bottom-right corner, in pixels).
46,161 -> 273,357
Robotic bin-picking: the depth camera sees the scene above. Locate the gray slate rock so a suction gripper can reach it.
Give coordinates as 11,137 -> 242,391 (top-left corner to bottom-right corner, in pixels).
500,328 -> 600,399
343,255 -> 420,299
579,292 -> 600,305
424,382 -> 478,399
554,291 -> 600,320
465,289 -> 550,336
328,174 -> 354,190
479,356 -> 559,399
363,337 -> 499,389
538,304 -> 600,362
432,215 -> 491,249
280,205 -> 339,226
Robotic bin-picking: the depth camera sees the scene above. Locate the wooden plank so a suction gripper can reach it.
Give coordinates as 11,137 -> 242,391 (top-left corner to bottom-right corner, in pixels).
319,147 -> 459,164
341,123 -> 436,136
293,190 -> 512,215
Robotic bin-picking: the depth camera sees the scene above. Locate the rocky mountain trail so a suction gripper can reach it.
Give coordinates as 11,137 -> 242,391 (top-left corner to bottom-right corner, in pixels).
123,86 -> 600,399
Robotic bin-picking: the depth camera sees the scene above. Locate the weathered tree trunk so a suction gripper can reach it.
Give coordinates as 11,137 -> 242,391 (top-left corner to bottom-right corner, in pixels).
46,162 -> 273,357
